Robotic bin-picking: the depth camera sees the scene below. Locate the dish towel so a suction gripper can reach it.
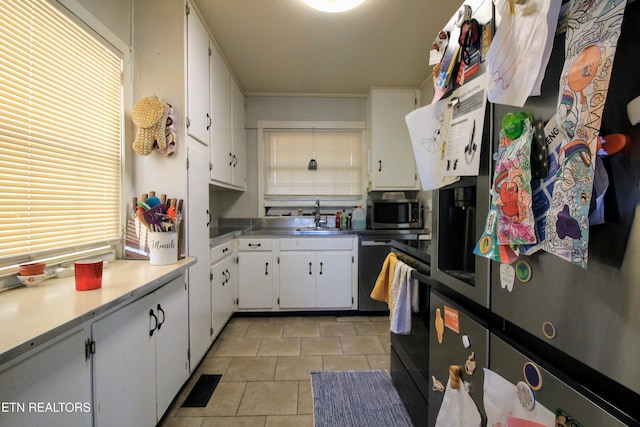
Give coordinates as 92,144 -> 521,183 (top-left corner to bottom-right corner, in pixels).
435,377 -> 482,427
390,260 -> 416,335
370,252 -> 398,309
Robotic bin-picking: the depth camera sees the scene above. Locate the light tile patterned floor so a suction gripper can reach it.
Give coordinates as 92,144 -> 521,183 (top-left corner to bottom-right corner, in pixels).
160,315 -> 390,427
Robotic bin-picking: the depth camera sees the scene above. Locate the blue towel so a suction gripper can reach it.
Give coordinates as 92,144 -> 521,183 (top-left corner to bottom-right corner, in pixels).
390,261 -> 416,334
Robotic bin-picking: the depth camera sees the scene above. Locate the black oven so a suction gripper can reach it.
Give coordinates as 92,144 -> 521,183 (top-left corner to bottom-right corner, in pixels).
388,241 -> 433,426
357,232 -> 421,313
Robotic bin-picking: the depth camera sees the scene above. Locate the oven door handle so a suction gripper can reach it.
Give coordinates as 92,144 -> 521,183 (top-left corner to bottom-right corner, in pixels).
360,240 -> 392,246
412,270 -> 435,285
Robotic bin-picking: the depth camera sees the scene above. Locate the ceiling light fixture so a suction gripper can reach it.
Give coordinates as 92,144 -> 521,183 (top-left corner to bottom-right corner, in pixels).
303,0 -> 365,13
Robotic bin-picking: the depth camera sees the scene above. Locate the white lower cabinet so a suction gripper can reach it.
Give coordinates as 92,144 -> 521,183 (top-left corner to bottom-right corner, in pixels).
0,327 -> 92,427
279,237 -> 356,310
92,275 -> 189,427
211,240 -> 236,337
237,238 -> 275,310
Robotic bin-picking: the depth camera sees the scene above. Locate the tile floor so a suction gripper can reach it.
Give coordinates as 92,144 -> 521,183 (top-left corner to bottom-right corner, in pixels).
160,315 -> 391,427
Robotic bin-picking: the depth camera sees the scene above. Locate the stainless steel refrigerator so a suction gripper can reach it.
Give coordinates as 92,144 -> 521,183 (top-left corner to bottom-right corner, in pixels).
425,0 -> 640,425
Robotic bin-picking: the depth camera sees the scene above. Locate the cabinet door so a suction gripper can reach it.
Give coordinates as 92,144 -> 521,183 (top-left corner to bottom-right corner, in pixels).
187,141 -> 213,366
209,43 -> 232,184
186,8 -> 210,145
92,293 -> 156,427
212,255 -> 234,336
0,328 -> 92,427
279,251 -> 316,309
231,78 -> 246,189
237,251 -> 273,309
316,251 -> 353,308
370,89 -> 419,190
154,276 -> 189,421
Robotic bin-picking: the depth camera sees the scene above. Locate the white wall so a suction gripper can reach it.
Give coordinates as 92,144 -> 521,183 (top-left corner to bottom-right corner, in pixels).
75,0 -> 132,46
215,95 -> 368,218
132,0 -> 187,201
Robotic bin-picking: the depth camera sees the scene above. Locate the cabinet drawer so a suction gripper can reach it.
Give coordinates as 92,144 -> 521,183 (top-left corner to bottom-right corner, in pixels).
237,238 -> 273,251
211,240 -> 234,264
280,237 -> 353,251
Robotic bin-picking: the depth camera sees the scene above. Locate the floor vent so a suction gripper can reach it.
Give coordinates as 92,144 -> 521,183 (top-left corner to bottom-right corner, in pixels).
181,374 -> 222,407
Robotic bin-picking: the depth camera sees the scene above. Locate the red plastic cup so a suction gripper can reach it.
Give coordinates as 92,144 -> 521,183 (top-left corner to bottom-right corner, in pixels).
75,260 -> 103,291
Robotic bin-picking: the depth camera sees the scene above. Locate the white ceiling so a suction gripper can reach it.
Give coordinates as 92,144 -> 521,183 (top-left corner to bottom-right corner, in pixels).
193,0 -> 461,95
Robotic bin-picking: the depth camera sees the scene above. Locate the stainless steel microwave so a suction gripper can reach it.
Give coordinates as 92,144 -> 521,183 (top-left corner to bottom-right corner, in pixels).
371,199 -> 422,229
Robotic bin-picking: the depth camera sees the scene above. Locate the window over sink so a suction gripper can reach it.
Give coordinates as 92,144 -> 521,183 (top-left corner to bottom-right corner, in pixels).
0,0 -> 126,283
258,121 -> 366,215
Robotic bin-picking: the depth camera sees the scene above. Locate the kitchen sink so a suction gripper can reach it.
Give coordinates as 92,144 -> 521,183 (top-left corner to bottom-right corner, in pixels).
294,227 -> 345,235
240,227 -> 350,236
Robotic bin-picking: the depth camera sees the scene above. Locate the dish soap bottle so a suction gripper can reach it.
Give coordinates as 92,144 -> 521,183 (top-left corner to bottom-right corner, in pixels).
352,206 -> 366,230
341,209 -> 347,229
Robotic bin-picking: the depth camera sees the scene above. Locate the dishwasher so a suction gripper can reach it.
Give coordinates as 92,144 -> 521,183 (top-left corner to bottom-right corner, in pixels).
357,233 -> 420,312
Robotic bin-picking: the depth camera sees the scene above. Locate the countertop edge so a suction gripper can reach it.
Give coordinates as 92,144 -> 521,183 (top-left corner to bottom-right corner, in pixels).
0,257 -> 196,366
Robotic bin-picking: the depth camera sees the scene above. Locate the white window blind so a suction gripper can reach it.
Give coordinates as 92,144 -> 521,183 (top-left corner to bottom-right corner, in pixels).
0,0 -> 122,262
265,129 -> 362,196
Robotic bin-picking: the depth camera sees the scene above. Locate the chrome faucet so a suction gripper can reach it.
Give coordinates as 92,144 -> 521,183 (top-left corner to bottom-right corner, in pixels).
315,198 -> 321,227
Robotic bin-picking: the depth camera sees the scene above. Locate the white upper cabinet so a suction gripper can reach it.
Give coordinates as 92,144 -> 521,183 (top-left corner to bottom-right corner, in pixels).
210,51 -> 246,190
231,78 -> 247,190
186,8 -> 211,146
209,42 -> 233,185
369,88 -> 420,190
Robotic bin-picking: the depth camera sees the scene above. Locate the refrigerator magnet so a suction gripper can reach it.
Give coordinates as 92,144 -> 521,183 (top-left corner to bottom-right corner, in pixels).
515,260 -> 532,282
435,308 -> 445,344
556,408 -> 583,427
542,321 -> 557,339
462,334 -> 472,348
443,305 -> 460,334
465,352 -> 477,375
516,381 -> 536,411
432,375 -> 445,392
523,362 -> 543,390
499,263 -> 515,292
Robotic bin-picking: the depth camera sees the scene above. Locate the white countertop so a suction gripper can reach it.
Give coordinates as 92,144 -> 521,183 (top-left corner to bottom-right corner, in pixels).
0,257 -> 196,365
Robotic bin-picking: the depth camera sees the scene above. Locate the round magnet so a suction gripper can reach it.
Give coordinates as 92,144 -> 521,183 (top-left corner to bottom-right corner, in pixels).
542,321 -> 557,339
502,113 -> 523,139
516,381 -> 536,411
523,362 -> 543,391
479,235 -> 492,254
515,260 -> 532,282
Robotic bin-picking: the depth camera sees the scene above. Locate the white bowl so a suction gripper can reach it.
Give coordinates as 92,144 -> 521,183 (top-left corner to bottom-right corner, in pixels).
18,274 -> 47,287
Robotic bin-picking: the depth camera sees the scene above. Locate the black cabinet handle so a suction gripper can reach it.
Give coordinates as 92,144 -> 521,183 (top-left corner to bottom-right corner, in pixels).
224,269 -> 230,284
206,113 -> 211,130
149,309 -> 158,337
378,160 -> 382,172
222,247 -> 229,253
265,262 -> 269,275
157,304 -> 165,330
248,243 -> 262,248
309,262 -> 312,275
319,262 -> 323,275
233,155 -> 238,167
206,209 -> 211,227
229,152 -> 234,166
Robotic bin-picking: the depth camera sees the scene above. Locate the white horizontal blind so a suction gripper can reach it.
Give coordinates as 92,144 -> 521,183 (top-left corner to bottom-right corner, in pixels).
265,130 -> 362,196
0,0 -> 122,260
